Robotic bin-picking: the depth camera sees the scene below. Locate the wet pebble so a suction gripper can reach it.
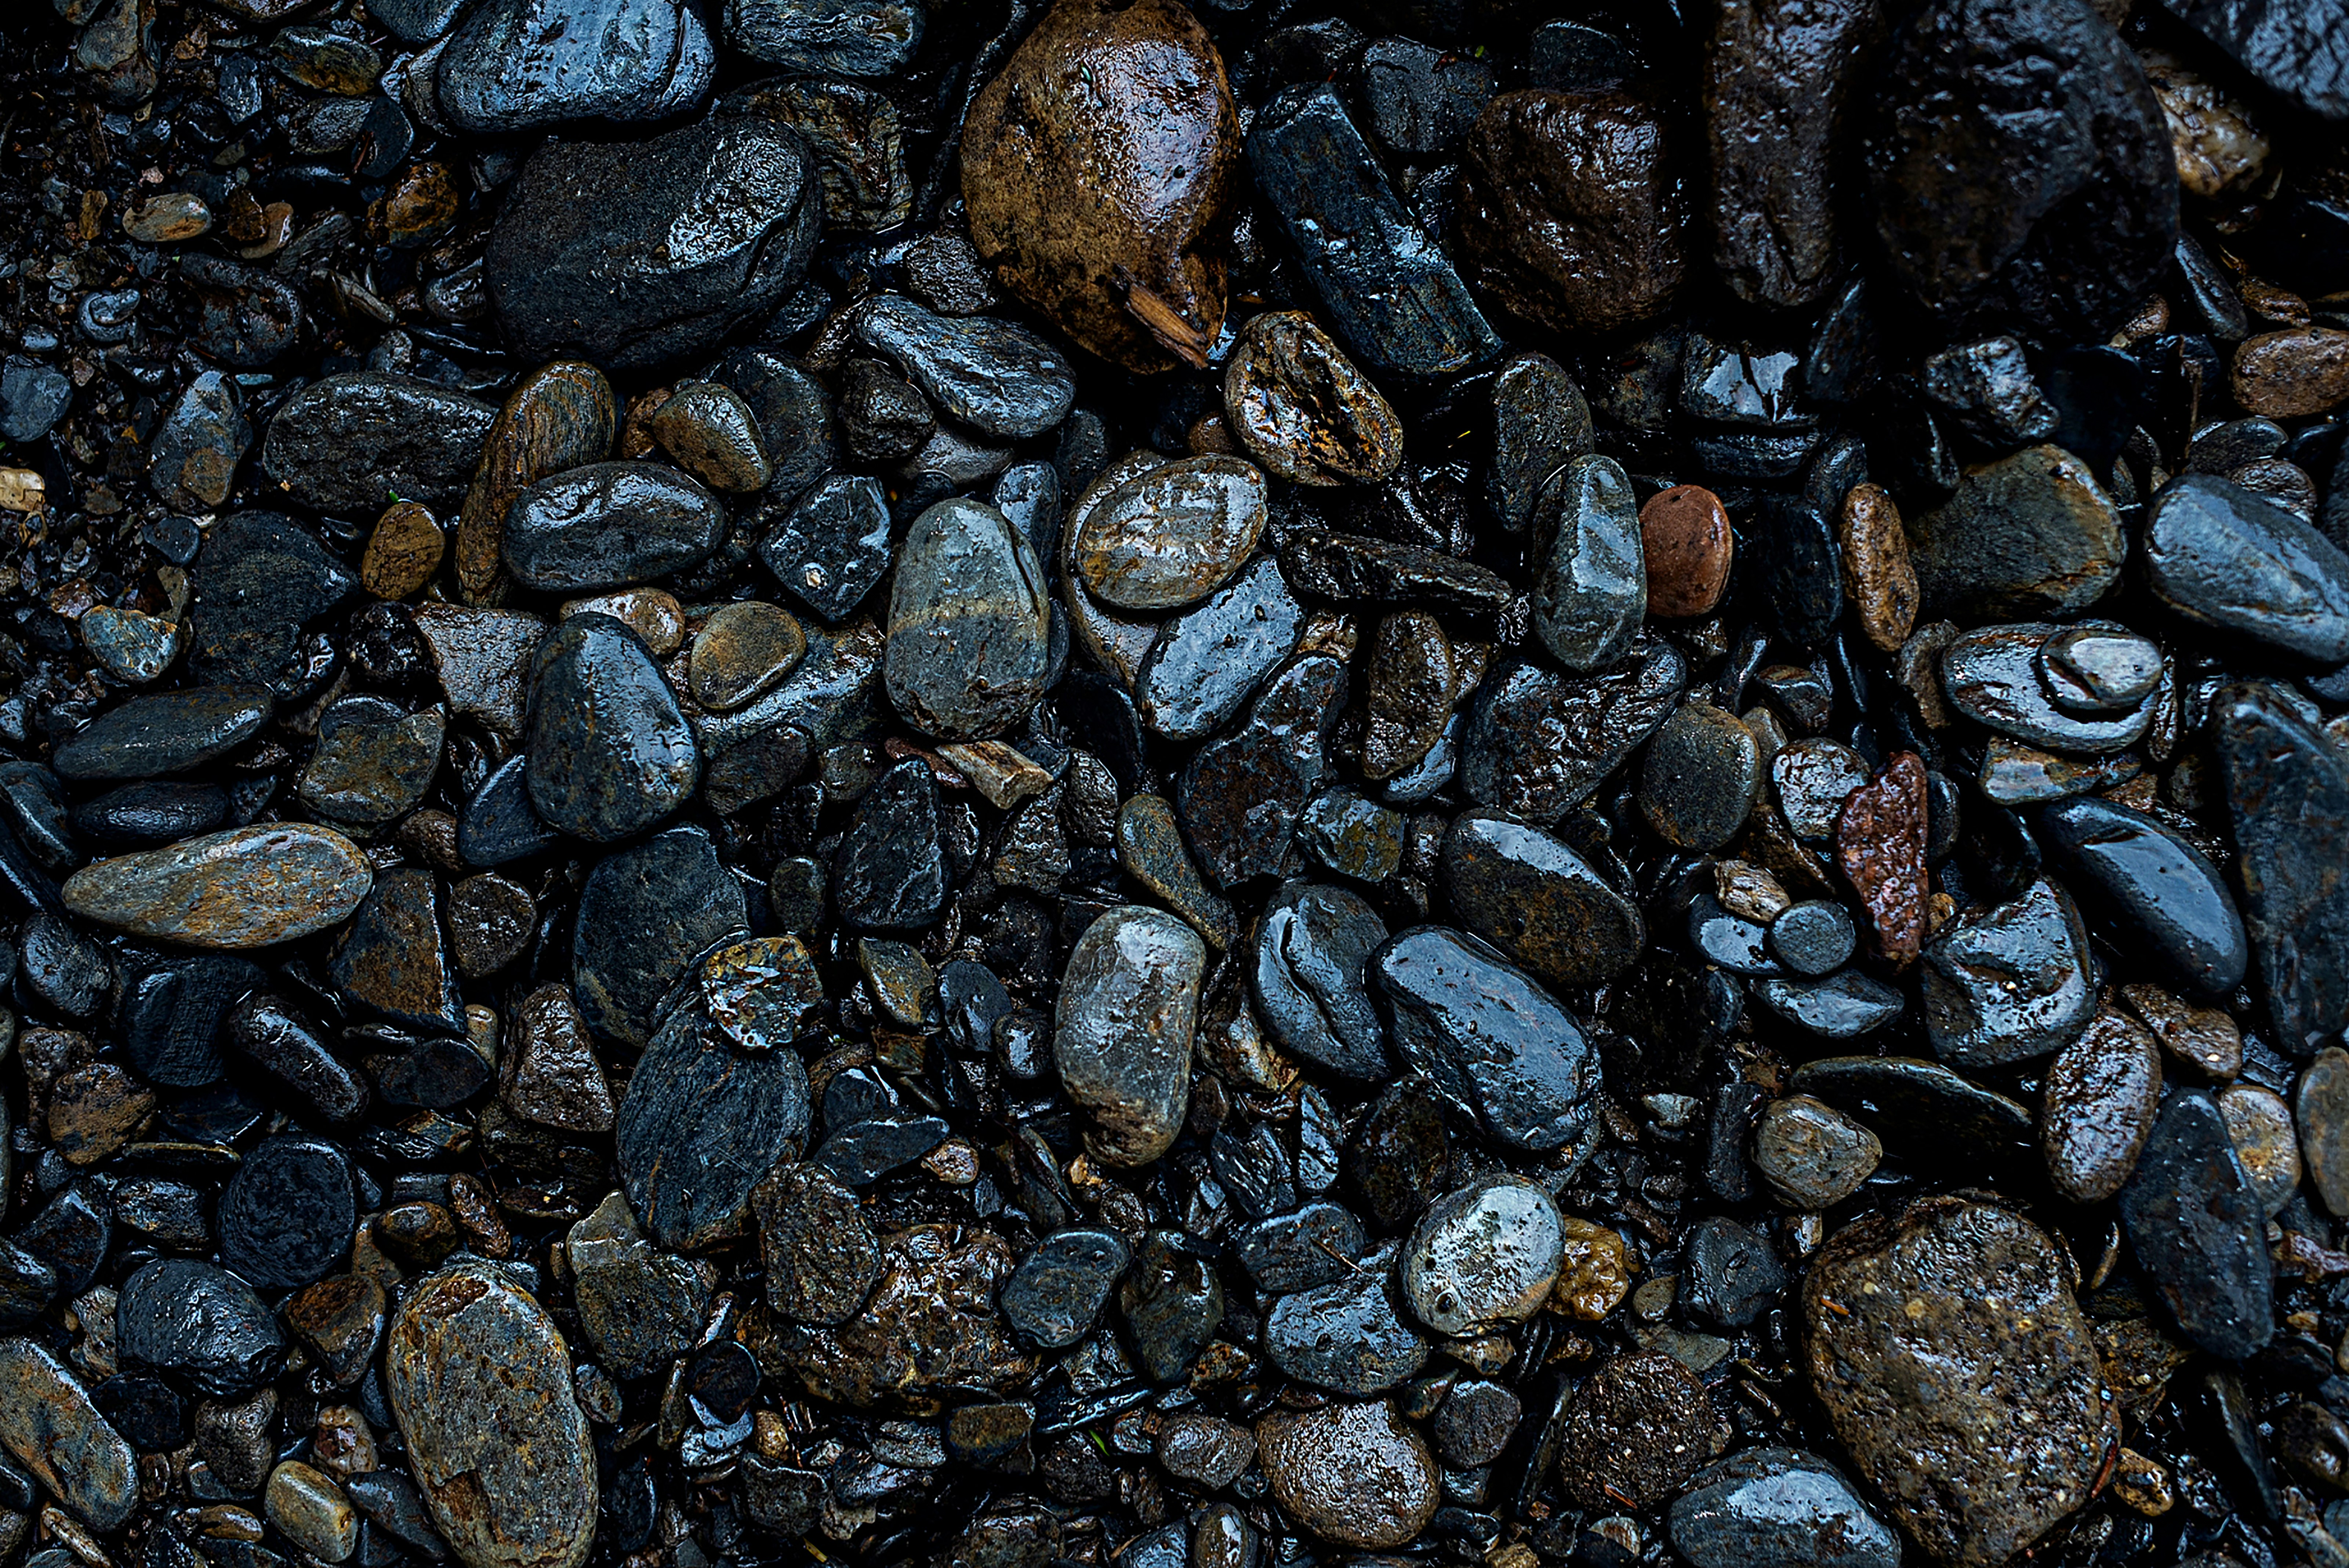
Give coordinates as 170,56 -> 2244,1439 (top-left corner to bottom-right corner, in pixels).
1223,312 -> 1403,487
1255,1400 -> 1438,1550
1751,1095 -> 1880,1208
64,823 -> 372,948
1055,907 -> 1205,1168
1555,1350 -> 1724,1510
1401,1176 -> 1564,1336
527,614 -> 700,843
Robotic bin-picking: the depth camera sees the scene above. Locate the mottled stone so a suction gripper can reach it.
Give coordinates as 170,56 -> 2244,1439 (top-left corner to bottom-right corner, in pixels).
1908,447 -> 2125,621
1440,811 -> 1644,990
1223,311 -> 1403,487
1075,457 -> 1266,611
1555,1351 -> 1724,1510
885,498 -> 1052,742
0,1338 -> 136,1532
1054,906 -> 1204,1167
63,824 -> 371,948
526,614 -> 699,843
1255,1401 -> 1438,1550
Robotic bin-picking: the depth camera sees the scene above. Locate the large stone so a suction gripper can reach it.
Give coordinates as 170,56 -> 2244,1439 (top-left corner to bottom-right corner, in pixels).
502,462 -> 729,596
526,614 -> 699,843
1439,811 -> 1644,990
2120,1089 -> 2274,1360
1255,1401 -> 1438,1550
1804,1198 -> 2115,1567
63,824 -> 371,948
262,374 -> 495,514
436,0 -> 712,132
1055,906 -> 1205,1168
2145,473 -> 2349,664
1906,446 -> 2124,620
386,1260 -> 598,1568
2154,0 -> 2348,120
0,1338 -> 137,1532
572,827 -> 748,1048
2214,682 -> 2349,1055
487,116 -> 821,370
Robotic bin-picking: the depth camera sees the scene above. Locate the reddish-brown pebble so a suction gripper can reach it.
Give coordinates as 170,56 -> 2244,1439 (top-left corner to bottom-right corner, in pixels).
1838,482 -> 1919,652
1639,484 -> 1731,617
361,503 -> 444,600
1836,751 -> 1927,964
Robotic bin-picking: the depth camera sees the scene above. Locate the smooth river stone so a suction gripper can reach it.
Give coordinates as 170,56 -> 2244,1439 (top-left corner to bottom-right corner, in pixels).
50,685 -> 272,780
386,1260 -> 598,1568
1055,906 -> 1205,1168
2120,1088 -> 2274,1361
1907,445 -> 2125,620
1531,453 -> 1646,672
526,613 -> 699,843
2215,681 -> 2349,1055
1075,456 -> 1268,611
2037,795 -> 2248,999
1439,810 -> 1644,990
0,1337 -> 137,1532
884,498 -> 1052,742
63,824 -> 371,948
501,461 -> 728,595
853,297 -> 1075,442
2144,472 -> 2349,664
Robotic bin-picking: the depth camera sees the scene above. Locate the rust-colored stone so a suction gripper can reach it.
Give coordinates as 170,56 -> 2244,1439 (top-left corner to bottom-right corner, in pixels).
961,0 -> 1238,374
1838,481 -> 1918,652
1835,750 -> 1927,963
2231,326 -> 2349,418
1638,483 -> 1731,618
361,502 -> 444,600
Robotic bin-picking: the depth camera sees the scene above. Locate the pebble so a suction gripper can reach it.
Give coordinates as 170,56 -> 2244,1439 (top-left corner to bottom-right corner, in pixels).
1769,900 -> 1855,976
1120,1229 -> 1224,1383
2123,981 -> 2243,1081
1790,1055 -> 2035,1158
1246,85 -> 1498,379
1115,793 -> 1235,950
1462,637 -> 1687,823
2120,1089 -> 2274,1360
997,1227 -> 1129,1350
1265,1265 -> 1428,1396
1458,89 -> 1685,334
266,1461 -> 359,1562
1156,1413 -> 1255,1489
1236,1200 -> 1368,1293
2298,1046 -> 2349,1216
786,1226 -> 1030,1407
1250,882 -> 1388,1078
1489,351 -> 1595,534
833,758 -> 947,932
123,955 -> 260,1086
1639,700 -> 1761,852
1054,907 -> 1203,1168
1683,1215 -> 1788,1329
1441,810 -> 1644,990
386,1260 -> 598,1568
1907,446 -> 2125,621
961,0 -> 1233,373
649,382 -> 771,494
436,0 -> 711,132
487,116 -> 820,370
1255,1400 -> 1438,1550
1362,35 -> 1491,153
455,361 -> 616,602
1803,1199 -> 2114,1566
1667,1448 -> 1900,1568
117,1258 -> 284,1397
1532,454 -> 1647,671
363,504 -> 445,600
727,0 -> 918,73
2214,682 -> 2349,1055
753,1164 -> 878,1326
1075,457 -> 1266,611
2219,1081 -> 2302,1216
2041,1005 -> 2164,1204
147,370 -> 248,511
188,511 -> 358,690
1837,482 -> 1918,653
885,498 -> 1052,742
614,951 -> 810,1249
1942,623 -> 2154,753
1373,926 -> 1600,1153
2145,473 -> 2349,663
1555,1350 -> 1724,1510
758,473 -> 893,623
1362,611 -> 1458,781
1863,0 -> 2174,335
0,1337 -> 137,1532
526,614 -> 700,843
1640,483 -> 1732,618
262,374 -> 495,514
1401,1176 -> 1564,1337
1176,652 -> 1347,886
1222,311 -> 1403,487
63,823 -> 371,948
1920,876 -> 2094,1068
566,1193 -> 711,1379
855,298 -> 1076,443
1751,1095 -> 1879,1208
52,683 -> 268,781
2038,795 -> 2247,998
297,696 -> 445,831
2231,326 -> 2349,418
503,462 -> 727,595
689,602 -> 805,712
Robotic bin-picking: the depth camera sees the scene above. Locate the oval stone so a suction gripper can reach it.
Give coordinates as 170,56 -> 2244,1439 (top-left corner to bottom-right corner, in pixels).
885,498 -> 1052,741
1075,456 -> 1268,611
0,1337 -> 137,1532
1401,1176 -> 1565,1337
386,1259 -> 597,1568
1440,811 -> 1644,990
1223,311 -> 1403,487
502,461 -> 728,595
2041,1005 -> 2163,1204
1055,906 -> 1205,1168
63,824 -> 372,948
2037,795 -> 2248,999
51,685 -> 273,781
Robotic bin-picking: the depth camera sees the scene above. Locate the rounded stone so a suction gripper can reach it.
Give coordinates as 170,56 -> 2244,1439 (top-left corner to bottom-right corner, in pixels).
363,503 -> 445,600
63,824 -> 373,949
1054,907 -> 1206,1168
1074,456 -> 1267,611
1555,1351 -> 1723,1510
266,1462 -> 358,1563
526,614 -> 700,843
1752,1094 -> 1881,1208
1769,900 -> 1857,976
2219,1081 -> 2302,1217
689,601 -> 806,712
2041,1006 -> 2163,1205
386,1259 -> 598,1568
1640,700 -> 1762,852
649,382 -> 771,494
1641,483 -> 1732,618
1223,311 -> 1403,487
1254,1400 -> 1438,1550
1401,1176 -> 1566,1337
884,498 -> 1052,742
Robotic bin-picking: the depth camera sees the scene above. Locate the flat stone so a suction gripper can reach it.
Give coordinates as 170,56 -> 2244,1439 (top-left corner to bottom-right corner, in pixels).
298,696 -> 445,830
2298,1047 -> 2349,1217
1255,1400 -> 1438,1550
1176,653 -> 1347,886
1942,623 -> 2155,754
855,298 -> 1075,443
0,1337 -> 137,1532
1440,810 -> 1644,990
1120,1229 -> 1224,1383
455,361 -> 617,604
1684,1214 -> 1789,1329
1555,1351 -> 1724,1510
187,512 -> 358,690
2039,795 -> 2247,998
2214,682 -> 2349,1054
571,826 -> 747,1047
386,1259 -> 598,1568
2145,472 -> 2349,663
1752,1094 -> 1880,1208
1250,881 -> 1388,1078
998,1227 -> 1129,1350
1245,85 -> 1497,379
363,504 -> 445,600
1668,1448 -> 1901,1568
1641,483 -> 1732,618
436,0 -> 711,133
754,1163 -> 878,1326
1640,700 -> 1761,853
414,607 -> 546,739
1054,906 -> 1204,1168
780,1225 -> 1031,1407
2041,1005 -> 2163,1204
1075,457 -> 1267,612
51,685 -> 271,780
1116,794 -> 1236,950
1908,446 -> 2125,620
526,613 -> 699,843
566,1192 -> 712,1379
266,1461 -> 359,1563
117,1257 -> 284,1397
63,823 -> 371,948
1373,925 -> 1600,1153
1531,454 -> 1646,671
1461,636 -> 1687,823
1135,555 -> 1304,743
758,473 -> 892,624
1805,1198 -> 2114,1566
123,955 -> 262,1087
1921,876 -> 2094,1068
726,0 -> 919,73
219,1136 -> 355,1289
2219,1081 -> 2301,1215
503,462 -> 728,595
2120,1089 -> 2274,1360
727,76 -> 910,233
334,867 -> 462,1036
263,374 -> 495,513
1157,1413 -> 1255,1490
147,370 -> 248,511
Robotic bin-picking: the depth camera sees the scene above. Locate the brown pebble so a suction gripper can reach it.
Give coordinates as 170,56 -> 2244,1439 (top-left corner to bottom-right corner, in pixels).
2232,326 -> 2349,418
2041,1005 -> 2163,1204
447,874 -> 535,980
1834,751 -> 1928,964
456,362 -> 616,605
1554,1351 -> 1724,1510
361,504 -> 444,600
372,161 -> 461,250
1550,1217 -> 1630,1321
690,601 -> 807,711
1255,1400 -> 1438,1549
122,192 -> 211,242
1639,484 -> 1731,617
560,588 -> 684,658
1223,311 -> 1403,487
2120,981 -> 2241,1080
1838,482 -> 1918,653
47,1062 -> 157,1166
